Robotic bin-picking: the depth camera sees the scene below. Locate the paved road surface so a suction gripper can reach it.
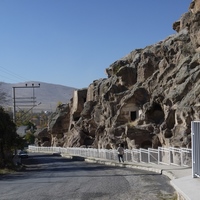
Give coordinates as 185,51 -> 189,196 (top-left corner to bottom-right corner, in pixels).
0,153 -> 176,200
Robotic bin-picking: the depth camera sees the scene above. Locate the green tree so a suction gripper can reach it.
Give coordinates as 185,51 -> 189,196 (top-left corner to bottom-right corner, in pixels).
0,107 -> 22,167
0,82 -> 9,106
23,121 -> 36,132
25,132 -> 35,145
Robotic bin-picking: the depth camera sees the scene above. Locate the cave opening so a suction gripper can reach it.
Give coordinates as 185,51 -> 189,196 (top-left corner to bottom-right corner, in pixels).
42,137 -> 50,143
146,103 -> 164,124
130,111 -> 137,121
141,140 -> 152,149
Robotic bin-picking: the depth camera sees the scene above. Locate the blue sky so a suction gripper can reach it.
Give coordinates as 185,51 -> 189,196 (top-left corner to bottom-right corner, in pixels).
0,0 -> 191,89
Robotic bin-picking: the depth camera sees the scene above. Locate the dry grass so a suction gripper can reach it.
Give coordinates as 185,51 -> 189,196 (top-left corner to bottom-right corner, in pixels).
0,168 -> 15,175
157,192 -> 177,200
0,163 -> 25,175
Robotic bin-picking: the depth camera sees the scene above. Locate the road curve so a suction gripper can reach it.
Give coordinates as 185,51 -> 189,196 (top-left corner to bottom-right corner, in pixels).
0,153 -> 176,200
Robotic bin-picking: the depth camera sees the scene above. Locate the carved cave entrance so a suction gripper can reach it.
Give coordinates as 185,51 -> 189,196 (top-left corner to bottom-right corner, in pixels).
130,111 -> 137,121
42,137 -> 50,143
141,141 -> 152,149
146,103 -> 164,124
119,102 -> 141,124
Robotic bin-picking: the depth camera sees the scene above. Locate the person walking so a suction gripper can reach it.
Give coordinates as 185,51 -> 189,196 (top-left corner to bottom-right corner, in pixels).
117,144 -> 124,163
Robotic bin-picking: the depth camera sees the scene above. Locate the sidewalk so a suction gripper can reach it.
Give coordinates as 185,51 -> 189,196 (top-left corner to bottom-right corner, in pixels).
64,155 -> 198,200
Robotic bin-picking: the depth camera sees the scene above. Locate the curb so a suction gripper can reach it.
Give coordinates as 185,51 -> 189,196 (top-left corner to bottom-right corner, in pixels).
162,170 -> 177,180
37,152 -> 177,180
170,181 -> 190,200
84,157 -> 173,177
61,154 -> 177,180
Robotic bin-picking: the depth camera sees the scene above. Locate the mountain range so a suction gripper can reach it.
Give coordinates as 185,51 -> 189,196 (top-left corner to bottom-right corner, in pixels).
0,81 -> 77,112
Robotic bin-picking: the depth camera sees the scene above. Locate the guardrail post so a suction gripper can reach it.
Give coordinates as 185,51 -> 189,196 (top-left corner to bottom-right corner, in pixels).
148,148 -> 150,163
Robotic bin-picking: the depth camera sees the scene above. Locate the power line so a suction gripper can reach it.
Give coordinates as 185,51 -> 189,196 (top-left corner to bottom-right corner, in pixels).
0,73 -> 24,83
0,65 -> 29,83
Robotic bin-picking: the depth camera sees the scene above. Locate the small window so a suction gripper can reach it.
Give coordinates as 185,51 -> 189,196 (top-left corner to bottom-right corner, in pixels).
130,111 -> 137,121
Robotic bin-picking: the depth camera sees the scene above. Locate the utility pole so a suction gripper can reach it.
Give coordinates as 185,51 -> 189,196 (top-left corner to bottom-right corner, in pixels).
12,83 -> 40,123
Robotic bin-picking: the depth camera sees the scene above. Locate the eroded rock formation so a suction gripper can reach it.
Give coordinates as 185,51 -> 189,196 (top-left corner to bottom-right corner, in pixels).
48,0 -> 200,149
34,128 -> 51,146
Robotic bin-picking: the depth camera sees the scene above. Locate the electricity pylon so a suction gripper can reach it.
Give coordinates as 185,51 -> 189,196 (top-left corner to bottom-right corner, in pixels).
12,83 -> 40,123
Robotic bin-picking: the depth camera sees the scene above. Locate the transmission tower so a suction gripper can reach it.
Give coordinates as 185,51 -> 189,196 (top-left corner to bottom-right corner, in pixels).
12,83 -> 41,123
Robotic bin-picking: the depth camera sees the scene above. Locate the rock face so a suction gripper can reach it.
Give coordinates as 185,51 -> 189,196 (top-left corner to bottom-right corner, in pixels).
48,0 -> 200,149
34,128 -> 51,146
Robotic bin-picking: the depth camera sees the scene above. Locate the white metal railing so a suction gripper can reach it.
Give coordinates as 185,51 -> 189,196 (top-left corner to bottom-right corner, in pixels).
181,148 -> 192,167
28,145 -> 192,167
149,148 -> 158,164
158,147 -> 170,165
191,121 -> 200,178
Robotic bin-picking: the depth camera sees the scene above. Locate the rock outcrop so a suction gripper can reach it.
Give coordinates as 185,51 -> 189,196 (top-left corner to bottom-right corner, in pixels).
48,0 -> 200,149
34,128 -> 51,146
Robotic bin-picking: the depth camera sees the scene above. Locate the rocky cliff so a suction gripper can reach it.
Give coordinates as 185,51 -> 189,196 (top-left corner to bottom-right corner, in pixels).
47,0 -> 200,149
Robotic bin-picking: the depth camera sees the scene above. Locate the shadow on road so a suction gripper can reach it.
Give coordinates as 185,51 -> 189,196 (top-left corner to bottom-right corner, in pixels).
0,153 -> 161,182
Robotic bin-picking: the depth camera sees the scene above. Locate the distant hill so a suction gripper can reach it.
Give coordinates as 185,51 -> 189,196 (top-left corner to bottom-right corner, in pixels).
0,81 -> 77,112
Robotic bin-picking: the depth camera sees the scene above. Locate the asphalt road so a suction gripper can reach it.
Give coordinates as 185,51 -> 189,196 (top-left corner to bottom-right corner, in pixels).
0,153 -> 176,200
